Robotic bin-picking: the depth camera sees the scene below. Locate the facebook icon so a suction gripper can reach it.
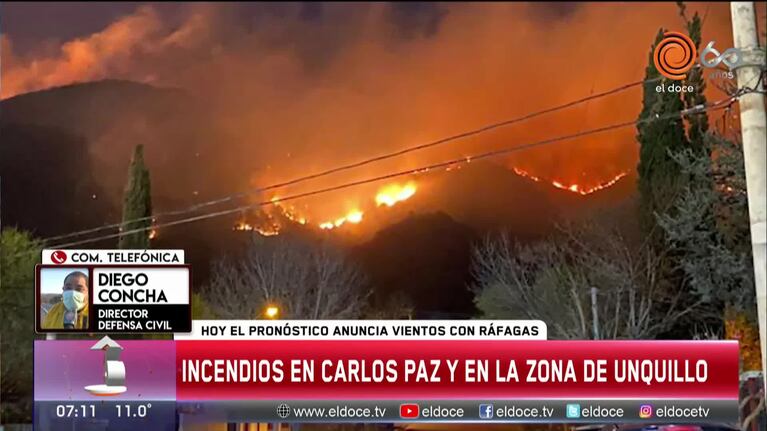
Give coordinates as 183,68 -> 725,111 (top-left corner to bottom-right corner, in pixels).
479,404 -> 494,419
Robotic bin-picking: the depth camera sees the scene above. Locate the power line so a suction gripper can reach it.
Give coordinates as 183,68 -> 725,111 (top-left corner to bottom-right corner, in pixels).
42,76 -> 661,243
34,94 -> 734,252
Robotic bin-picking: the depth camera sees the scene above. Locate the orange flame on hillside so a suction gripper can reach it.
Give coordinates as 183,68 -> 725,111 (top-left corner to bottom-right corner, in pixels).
513,167 -> 628,196
319,209 -> 364,230
233,220 -> 280,236
233,221 -> 254,231
235,182 -> 416,235
234,166 -> 627,236
233,197 -> 301,236
318,182 -> 418,230
375,182 -> 417,207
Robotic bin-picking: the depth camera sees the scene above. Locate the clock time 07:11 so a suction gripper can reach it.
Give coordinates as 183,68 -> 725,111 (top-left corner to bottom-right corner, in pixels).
55,404 -> 96,418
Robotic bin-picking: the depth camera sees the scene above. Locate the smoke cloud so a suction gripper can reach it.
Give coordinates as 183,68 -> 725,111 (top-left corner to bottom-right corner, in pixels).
2,2 -> 761,222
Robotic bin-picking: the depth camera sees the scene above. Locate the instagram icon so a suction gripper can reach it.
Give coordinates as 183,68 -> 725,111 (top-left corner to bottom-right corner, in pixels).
639,404 -> 653,419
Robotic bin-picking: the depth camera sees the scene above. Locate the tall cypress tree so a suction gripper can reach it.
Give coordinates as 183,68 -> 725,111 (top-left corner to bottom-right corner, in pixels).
639,15 -> 719,338
636,28 -> 692,245
679,3 -> 709,148
119,145 -> 152,249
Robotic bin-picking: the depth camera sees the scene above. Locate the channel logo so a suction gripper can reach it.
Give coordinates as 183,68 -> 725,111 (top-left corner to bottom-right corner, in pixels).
400,403 -> 419,419
700,41 -> 743,70
653,31 -> 697,80
566,404 -> 581,419
639,404 -> 654,419
479,404 -> 494,419
652,31 -> 745,81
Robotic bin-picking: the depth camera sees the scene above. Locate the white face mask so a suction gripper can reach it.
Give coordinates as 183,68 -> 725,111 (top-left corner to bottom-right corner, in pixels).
62,290 -> 86,311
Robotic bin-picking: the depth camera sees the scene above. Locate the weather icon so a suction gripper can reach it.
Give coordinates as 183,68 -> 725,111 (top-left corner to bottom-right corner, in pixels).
84,336 -> 127,396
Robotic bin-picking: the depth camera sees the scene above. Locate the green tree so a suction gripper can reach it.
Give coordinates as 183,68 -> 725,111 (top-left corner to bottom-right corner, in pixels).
658,133 -> 754,319
637,28 -> 693,244
118,144 -> 152,249
634,25 -> 710,339
678,2 -> 709,148
0,229 -> 42,422
658,132 -> 759,369
191,292 -> 216,319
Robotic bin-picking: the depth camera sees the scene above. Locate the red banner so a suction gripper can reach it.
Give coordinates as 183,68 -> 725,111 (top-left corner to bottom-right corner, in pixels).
175,340 -> 738,400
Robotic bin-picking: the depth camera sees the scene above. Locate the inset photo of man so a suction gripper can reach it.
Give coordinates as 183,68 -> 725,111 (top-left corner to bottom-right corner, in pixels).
39,268 -> 90,330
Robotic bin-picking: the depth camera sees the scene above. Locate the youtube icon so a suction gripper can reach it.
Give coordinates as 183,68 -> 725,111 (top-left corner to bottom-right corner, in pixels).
400,403 -> 419,419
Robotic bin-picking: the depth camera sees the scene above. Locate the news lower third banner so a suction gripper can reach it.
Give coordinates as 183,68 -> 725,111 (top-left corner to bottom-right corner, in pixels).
36,249 -> 191,333
34,320 -> 740,429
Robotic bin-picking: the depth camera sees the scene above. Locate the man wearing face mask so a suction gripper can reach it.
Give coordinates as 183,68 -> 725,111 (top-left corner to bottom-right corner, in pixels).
42,271 -> 89,330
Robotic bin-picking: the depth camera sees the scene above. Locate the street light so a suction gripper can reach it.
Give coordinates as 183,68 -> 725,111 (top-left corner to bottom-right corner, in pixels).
265,306 -> 279,319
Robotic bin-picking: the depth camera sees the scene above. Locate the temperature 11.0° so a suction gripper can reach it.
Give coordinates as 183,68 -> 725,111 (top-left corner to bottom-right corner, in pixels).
115,403 -> 152,418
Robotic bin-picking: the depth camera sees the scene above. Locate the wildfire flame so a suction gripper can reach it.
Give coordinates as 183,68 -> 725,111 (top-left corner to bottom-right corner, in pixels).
346,210 -> 364,223
512,167 -> 542,182
513,167 -> 627,196
316,182 -> 417,231
375,182 -> 417,207
280,206 -> 307,225
233,221 -> 253,231
148,217 -> 159,240
233,220 -> 280,236
235,166 -> 625,236
319,209 -> 364,230
258,228 -> 280,236
235,181 -> 416,235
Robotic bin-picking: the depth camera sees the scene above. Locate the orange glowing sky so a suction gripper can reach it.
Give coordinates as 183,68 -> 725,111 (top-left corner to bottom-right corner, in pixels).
2,2 -> 764,223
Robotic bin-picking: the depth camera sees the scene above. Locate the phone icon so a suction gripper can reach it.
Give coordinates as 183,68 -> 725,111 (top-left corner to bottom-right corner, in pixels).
51,250 -> 67,264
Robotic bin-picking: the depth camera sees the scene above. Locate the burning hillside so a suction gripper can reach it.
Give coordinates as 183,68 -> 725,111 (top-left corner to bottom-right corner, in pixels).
233,165 -> 629,238
234,181 -> 419,236
512,167 -> 629,196
375,182 -> 417,207
3,2 -> 749,209
5,1 -> 749,249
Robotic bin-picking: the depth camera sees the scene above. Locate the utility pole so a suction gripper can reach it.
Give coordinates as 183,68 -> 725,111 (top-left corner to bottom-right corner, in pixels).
730,1 -> 767,394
